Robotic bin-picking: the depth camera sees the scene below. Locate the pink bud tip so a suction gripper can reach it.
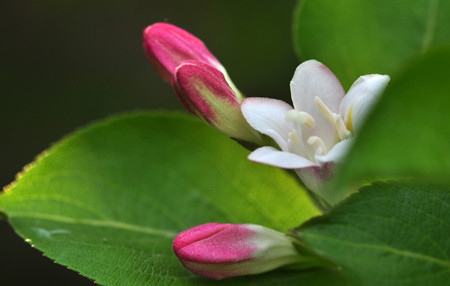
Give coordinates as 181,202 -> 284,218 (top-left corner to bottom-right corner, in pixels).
174,223 -> 256,262
173,223 -> 304,280
143,23 -> 222,82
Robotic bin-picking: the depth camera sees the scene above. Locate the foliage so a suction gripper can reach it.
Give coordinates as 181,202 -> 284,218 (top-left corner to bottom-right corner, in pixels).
294,0 -> 450,89
0,113 -> 321,285
1,0 -> 450,285
294,181 -> 450,286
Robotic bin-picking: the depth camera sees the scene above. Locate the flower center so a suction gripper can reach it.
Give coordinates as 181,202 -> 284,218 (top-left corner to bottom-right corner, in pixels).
285,109 -> 321,161
285,96 -> 352,160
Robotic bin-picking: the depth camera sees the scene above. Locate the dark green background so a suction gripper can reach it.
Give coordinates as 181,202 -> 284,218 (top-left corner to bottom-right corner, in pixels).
0,1 -> 298,285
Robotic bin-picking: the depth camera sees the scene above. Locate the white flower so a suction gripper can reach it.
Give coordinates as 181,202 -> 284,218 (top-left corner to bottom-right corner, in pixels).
241,60 -> 390,200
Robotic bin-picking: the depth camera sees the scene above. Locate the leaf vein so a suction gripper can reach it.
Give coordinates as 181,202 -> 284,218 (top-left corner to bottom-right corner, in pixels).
341,211 -> 449,260
304,232 -> 450,268
10,212 -> 178,238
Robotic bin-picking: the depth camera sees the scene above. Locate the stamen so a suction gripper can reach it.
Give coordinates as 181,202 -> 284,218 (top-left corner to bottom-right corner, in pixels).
285,109 -> 315,128
307,136 -> 327,155
288,131 -> 300,147
314,96 -> 351,140
335,116 -> 352,140
314,97 -> 335,125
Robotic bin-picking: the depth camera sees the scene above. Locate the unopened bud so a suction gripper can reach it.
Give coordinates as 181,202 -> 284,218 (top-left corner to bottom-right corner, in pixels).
173,223 -> 302,280
173,61 -> 263,144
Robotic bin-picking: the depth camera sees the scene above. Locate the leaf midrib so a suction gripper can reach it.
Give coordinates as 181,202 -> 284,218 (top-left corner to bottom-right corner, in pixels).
304,232 -> 450,268
9,212 -> 178,238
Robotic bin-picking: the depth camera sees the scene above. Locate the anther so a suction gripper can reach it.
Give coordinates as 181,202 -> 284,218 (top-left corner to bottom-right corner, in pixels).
285,109 -> 315,128
307,136 -> 327,155
346,106 -> 354,133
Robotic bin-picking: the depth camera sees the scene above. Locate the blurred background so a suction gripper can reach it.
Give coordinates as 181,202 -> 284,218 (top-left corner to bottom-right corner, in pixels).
1,0 -> 298,284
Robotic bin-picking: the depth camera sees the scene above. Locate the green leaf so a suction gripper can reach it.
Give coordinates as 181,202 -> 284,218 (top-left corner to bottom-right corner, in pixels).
293,0 -> 450,88
329,48 -> 450,202
293,181 -> 450,286
0,112 -> 344,285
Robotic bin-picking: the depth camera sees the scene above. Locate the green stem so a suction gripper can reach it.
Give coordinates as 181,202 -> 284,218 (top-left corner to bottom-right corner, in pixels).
286,231 -> 339,270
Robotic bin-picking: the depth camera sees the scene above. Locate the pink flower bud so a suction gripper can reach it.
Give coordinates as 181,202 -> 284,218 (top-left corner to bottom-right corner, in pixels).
173,223 -> 302,280
172,61 -> 263,144
143,22 -> 223,82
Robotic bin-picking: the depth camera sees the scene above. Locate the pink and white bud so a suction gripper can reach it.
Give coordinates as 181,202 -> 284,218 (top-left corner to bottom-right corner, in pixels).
143,22 -> 224,82
173,223 -> 302,280
143,22 -> 243,100
172,61 -> 264,144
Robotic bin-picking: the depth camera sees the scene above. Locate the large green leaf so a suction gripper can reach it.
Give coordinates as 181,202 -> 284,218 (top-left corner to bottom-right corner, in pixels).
0,112 -> 349,285
294,181 -> 450,286
329,48 -> 450,202
293,0 -> 450,88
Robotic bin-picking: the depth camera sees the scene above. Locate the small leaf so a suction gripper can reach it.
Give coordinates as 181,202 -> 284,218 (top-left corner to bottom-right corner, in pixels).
330,48 -> 450,201
0,112 -> 334,285
293,0 -> 450,88
293,181 -> 450,286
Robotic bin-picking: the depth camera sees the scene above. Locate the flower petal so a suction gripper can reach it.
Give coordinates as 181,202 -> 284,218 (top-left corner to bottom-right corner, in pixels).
241,97 -> 293,150
290,60 -> 345,149
295,163 -> 334,195
248,146 -> 316,169
340,74 -> 390,133
315,138 -> 354,166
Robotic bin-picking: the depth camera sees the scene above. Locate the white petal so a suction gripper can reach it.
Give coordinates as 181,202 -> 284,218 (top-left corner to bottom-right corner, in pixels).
315,138 -> 354,166
340,74 -> 390,133
241,97 -> 293,150
290,60 -> 345,149
248,146 -> 317,169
